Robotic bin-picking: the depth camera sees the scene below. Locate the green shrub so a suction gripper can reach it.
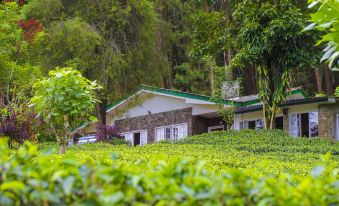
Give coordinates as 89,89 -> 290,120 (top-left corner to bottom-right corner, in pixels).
0,138 -> 338,205
108,138 -> 129,146
46,130 -> 339,176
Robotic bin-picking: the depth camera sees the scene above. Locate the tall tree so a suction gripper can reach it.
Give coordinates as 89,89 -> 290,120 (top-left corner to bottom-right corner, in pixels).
23,0 -> 167,124
231,0 -> 320,129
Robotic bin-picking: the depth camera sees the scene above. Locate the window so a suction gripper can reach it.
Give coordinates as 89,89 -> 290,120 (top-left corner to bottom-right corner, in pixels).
289,112 -> 318,138
155,124 -> 187,141
165,128 -> 171,140
248,121 -> 256,129
122,130 -> 147,146
172,127 -> 179,140
239,119 -> 264,130
240,121 -> 248,129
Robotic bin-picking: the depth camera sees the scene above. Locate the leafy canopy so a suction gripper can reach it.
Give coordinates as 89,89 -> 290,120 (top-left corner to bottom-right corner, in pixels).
31,67 -> 101,129
231,0 -> 319,128
307,0 -> 339,69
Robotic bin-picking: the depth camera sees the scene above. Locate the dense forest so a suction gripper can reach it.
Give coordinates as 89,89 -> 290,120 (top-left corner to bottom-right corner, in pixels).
1,0 -> 338,127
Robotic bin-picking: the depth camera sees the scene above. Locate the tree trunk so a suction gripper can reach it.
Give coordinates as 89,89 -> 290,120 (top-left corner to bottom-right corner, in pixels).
324,65 -> 334,95
59,115 -> 70,155
204,1 -> 210,13
96,98 -> 107,125
269,110 -> 276,129
59,144 -> 66,155
315,68 -> 323,93
210,66 -> 216,97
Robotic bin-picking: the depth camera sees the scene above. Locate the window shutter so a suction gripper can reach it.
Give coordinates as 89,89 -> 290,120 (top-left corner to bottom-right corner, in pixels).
335,114 -> 339,141
289,114 -> 300,137
309,112 -> 319,137
179,124 -> 188,139
155,128 -> 165,142
140,131 -> 147,146
240,121 -> 248,129
123,133 -> 133,145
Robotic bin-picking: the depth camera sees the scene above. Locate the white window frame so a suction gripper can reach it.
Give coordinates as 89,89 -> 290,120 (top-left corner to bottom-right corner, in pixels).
239,119 -> 263,130
121,129 -> 148,146
155,123 -> 188,142
288,111 -> 319,138
208,125 -> 225,132
335,114 -> 339,141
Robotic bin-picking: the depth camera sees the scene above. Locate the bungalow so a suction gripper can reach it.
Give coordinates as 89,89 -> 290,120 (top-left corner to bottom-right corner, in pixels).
77,85 -> 339,145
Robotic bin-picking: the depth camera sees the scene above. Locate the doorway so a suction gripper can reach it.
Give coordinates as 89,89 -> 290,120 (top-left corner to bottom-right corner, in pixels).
275,116 -> 284,130
133,133 -> 140,146
301,113 -> 309,137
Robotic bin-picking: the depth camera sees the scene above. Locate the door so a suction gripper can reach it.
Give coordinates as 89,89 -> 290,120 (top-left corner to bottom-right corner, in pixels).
133,133 -> 140,146
275,116 -> 284,130
140,130 -> 147,146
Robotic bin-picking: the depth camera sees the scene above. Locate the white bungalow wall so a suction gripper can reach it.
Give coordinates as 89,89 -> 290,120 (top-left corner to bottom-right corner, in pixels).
107,93 -> 220,125
233,103 -> 320,130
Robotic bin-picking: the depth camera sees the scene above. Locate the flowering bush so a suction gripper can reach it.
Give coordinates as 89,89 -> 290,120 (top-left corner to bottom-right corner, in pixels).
0,105 -> 48,148
96,124 -> 122,142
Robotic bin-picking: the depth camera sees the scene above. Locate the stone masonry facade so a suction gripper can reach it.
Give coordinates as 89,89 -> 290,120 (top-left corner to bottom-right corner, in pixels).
114,107 -> 193,143
318,104 -> 336,138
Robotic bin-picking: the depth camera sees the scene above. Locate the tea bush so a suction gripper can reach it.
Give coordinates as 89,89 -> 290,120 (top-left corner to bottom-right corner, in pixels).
1,130 -> 339,205
62,130 -> 339,176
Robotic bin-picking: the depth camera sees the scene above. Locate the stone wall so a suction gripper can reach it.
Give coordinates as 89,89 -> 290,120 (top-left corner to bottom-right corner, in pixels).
115,107 -> 193,143
318,105 -> 335,138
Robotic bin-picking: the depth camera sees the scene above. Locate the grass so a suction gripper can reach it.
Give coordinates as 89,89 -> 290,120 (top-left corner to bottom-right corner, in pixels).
40,130 -> 339,177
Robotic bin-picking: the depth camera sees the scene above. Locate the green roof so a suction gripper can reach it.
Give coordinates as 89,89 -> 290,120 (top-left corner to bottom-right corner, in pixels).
106,85 -> 238,112
106,85 -> 308,112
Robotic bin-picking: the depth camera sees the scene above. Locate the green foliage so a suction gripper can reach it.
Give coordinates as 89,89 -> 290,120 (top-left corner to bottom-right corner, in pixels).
231,0 -> 320,128
31,67 -> 101,153
217,107 -> 235,130
189,11 -> 227,61
23,0 -> 166,103
31,67 -> 100,126
52,130 -> 339,176
173,63 -> 210,95
0,2 -> 44,106
0,131 -> 338,205
307,0 -> 339,69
